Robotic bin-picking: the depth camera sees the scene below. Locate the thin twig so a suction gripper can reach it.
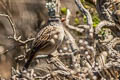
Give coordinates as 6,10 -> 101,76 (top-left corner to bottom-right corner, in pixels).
65,9 -> 85,33
0,13 -> 17,37
95,20 -> 116,34
75,0 -> 93,26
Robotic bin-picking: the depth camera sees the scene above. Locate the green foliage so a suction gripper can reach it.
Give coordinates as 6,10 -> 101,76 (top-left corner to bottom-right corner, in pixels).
61,7 -> 67,15
83,15 -> 87,23
99,29 -> 106,36
92,15 -> 100,28
83,14 -> 100,28
81,0 -> 100,28
81,0 -> 85,3
84,5 -> 91,9
74,17 -> 80,25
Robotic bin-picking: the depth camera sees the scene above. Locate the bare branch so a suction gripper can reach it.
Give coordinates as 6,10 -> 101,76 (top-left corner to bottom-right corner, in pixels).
96,0 -> 113,21
75,0 -> 93,26
0,0 -> 11,16
74,0 -> 94,40
0,14 -> 17,37
65,9 -> 85,33
95,20 -> 116,34
0,14 -> 35,47
35,50 -> 80,60
8,37 -> 35,44
112,38 -> 120,48
56,0 -> 61,16
64,27 -> 81,71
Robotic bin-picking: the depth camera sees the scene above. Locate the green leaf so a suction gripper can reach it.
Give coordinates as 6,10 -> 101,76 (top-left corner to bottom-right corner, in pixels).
61,8 -> 67,15
81,0 -> 85,3
74,18 -> 80,25
92,15 -> 100,28
83,15 -> 87,23
99,28 -> 106,35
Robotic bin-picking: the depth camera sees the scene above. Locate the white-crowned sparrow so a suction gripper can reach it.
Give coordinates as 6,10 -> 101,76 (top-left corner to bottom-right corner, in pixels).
23,17 -> 64,69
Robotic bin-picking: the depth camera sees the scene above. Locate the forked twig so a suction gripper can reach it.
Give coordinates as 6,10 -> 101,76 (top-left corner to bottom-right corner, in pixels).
65,9 -> 86,33
0,13 -> 16,37
0,13 -> 35,55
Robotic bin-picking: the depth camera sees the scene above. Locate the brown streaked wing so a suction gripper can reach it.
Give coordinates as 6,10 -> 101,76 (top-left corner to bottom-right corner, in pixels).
32,26 -> 54,49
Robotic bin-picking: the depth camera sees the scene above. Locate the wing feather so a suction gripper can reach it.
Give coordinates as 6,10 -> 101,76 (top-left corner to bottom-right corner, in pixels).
32,25 -> 56,50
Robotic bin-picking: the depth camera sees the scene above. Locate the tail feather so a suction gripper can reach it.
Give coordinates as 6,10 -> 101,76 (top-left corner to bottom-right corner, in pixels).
23,50 -> 36,70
